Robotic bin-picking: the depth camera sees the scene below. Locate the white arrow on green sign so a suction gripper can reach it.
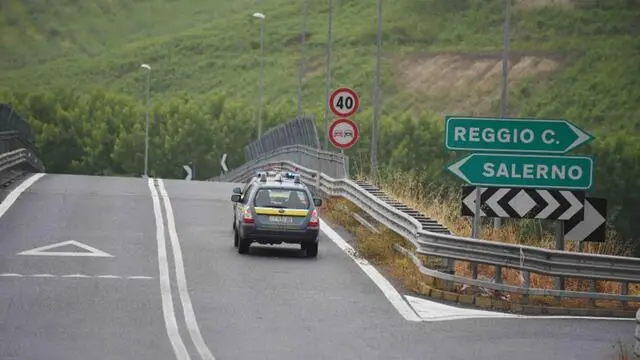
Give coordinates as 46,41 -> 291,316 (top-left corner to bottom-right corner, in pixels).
446,153 -> 594,190
445,116 -> 594,154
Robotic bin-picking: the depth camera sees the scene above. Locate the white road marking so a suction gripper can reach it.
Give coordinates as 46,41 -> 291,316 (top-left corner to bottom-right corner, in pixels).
406,293 -> 635,322
0,173 -> 45,220
147,178 -> 192,360
157,179 -> 216,360
62,274 -> 92,278
319,218 -> 422,322
0,273 -> 153,279
17,240 -> 113,257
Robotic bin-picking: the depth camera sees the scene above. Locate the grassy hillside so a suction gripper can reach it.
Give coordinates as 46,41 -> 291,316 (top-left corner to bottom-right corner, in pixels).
2,0 -> 640,248
2,0 -> 639,134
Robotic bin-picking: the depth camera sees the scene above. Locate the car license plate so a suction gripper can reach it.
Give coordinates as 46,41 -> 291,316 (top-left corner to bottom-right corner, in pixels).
269,216 -> 293,223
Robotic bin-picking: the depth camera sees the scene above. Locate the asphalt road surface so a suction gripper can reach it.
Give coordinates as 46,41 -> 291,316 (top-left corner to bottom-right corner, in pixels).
0,173 -> 635,360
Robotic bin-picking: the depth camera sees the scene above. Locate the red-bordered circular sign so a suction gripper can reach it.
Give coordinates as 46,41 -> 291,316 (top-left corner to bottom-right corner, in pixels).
328,118 -> 359,150
329,87 -> 360,118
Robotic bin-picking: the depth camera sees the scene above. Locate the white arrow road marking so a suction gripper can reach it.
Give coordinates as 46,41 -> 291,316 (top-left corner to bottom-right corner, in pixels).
17,240 -> 113,257
486,188 -> 510,217
0,173 -> 46,220
447,155 -> 472,183
560,191 -> 583,220
536,190 -> 559,219
565,121 -> 593,152
564,199 -> 605,241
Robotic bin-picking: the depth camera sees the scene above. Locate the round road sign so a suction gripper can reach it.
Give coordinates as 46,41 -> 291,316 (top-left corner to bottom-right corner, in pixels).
329,87 -> 360,117
328,118 -> 359,150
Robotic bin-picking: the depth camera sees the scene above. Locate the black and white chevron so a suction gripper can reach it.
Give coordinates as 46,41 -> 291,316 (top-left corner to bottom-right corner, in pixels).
564,197 -> 607,242
461,186 -> 585,221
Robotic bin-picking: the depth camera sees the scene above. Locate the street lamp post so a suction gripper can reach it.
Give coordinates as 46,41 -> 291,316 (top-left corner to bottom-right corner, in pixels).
297,0 -> 309,117
253,12 -> 266,139
494,0 -> 512,230
370,0 -> 382,182
140,63 -> 151,178
323,0 -> 333,150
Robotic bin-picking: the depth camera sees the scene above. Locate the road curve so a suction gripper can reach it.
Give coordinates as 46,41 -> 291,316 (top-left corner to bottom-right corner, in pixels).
0,173 -> 635,360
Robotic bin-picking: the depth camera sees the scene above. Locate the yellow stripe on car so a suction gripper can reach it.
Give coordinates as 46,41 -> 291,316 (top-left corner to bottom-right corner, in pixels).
254,207 -> 308,216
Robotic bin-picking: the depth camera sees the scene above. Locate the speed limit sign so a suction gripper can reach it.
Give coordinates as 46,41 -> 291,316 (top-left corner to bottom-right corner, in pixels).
329,87 -> 360,117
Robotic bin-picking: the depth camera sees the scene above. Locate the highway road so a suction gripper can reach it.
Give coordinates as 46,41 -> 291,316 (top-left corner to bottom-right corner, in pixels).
0,173 -> 635,360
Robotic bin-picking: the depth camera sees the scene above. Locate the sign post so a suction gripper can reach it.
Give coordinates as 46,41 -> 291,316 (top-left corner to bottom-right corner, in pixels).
443,115 -> 601,245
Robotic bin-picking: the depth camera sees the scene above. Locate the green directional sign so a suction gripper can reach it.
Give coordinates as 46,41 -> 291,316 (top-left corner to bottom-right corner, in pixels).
445,116 -> 594,154
446,153 -> 593,190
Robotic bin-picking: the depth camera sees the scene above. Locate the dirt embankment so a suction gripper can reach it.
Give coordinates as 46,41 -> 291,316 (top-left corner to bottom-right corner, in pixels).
394,53 -> 560,116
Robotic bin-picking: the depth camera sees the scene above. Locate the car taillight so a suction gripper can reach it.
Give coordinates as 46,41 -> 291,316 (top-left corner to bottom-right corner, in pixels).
242,207 -> 254,224
308,209 -> 319,228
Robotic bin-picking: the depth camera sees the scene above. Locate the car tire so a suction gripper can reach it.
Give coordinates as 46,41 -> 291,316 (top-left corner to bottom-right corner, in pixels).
238,235 -> 250,254
233,229 -> 239,247
305,241 -> 318,258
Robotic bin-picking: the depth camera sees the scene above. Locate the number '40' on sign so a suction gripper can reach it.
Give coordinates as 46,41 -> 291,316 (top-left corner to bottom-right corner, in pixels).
329,87 -> 360,117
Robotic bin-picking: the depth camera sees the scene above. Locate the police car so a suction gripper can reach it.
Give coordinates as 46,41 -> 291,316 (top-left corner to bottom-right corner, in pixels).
230,173 -> 322,257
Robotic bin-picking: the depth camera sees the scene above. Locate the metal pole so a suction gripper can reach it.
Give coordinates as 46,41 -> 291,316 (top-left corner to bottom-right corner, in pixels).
297,0 -> 309,117
472,187 -> 482,238
144,69 -> 150,178
370,0 -> 382,182
494,0 -> 511,230
323,0 -> 333,150
258,19 -> 265,139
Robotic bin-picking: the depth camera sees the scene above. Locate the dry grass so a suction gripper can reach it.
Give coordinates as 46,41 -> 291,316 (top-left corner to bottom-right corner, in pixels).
336,170 -> 640,310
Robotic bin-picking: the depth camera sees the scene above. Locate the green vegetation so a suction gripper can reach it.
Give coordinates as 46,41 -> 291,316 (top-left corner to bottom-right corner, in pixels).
1,0 -> 639,253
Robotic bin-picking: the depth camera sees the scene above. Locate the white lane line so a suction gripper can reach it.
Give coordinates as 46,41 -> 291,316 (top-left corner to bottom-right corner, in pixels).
319,218 -> 422,322
0,273 -> 23,277
62,274 -> 92,278
0,173 -> 46,220
158,179 -> 216,360
0,273 -> 153,279
148,178 -> 192,360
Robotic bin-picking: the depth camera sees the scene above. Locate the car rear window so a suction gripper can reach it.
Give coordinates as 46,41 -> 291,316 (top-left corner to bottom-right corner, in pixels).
253,188 -> 310,209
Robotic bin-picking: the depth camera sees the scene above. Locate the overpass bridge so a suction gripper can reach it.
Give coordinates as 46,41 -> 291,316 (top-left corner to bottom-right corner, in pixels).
0,108 -> 638,360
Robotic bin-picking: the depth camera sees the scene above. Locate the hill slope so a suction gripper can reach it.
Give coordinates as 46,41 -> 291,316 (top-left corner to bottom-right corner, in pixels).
2,0 -> 639,133
2,0 -> 640,248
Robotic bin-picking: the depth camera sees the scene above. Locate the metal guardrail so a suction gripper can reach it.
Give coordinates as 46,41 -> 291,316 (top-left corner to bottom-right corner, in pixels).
214,156 -> 640,303
213,144 -> 349,181
635,309 -> 640,357
0,148 -> 45,177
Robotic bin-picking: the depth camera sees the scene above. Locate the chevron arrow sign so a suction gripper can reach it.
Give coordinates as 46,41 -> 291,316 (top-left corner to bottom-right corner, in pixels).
564,197 -> 607,242
461,186 -> 585,221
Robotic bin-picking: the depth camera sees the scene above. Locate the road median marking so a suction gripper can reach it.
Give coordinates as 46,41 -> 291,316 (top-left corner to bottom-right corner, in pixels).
157,179 -> 216,360
147,178 -> 192,360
